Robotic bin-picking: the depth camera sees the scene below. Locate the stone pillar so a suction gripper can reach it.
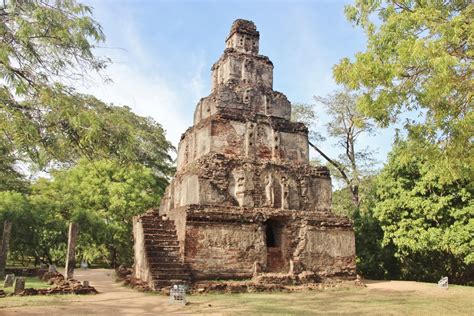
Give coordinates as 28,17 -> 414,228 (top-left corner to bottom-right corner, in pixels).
4,273 -> 15,287
65,223 -> 79,279
0,221 -> 12,280
13,276 -> 25,294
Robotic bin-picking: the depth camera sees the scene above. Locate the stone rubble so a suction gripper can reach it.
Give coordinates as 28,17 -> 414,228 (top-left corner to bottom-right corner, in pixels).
15,271 -> 98,296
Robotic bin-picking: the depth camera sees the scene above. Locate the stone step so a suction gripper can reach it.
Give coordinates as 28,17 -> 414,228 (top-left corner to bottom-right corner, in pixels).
140,217 -> 174,226
152,273 -> 191,280
144,240 -> 179,247
143,236 -> 177,241
147,252 -> 180,259
150,264 -> 188,271
145,228 -> 176,236
145,244 -> 180,251
151,267 -> 189,274
149,262 -> 187,269
146,254 -> 183,263
151,270 -> 190,277
141,223 -> 175,230
143,234 -> 178,240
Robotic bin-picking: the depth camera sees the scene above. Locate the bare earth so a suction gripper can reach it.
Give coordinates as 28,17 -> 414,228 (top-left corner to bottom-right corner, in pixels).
1,269 -> 472,315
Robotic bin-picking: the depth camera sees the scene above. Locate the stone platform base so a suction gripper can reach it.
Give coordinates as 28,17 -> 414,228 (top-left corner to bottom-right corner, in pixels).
191,275 -> 364,294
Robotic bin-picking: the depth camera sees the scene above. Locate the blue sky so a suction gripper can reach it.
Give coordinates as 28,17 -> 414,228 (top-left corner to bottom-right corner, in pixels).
81,0 -> 396,172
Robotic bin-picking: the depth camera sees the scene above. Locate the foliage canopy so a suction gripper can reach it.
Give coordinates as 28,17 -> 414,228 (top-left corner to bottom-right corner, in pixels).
334,0 -> 473,177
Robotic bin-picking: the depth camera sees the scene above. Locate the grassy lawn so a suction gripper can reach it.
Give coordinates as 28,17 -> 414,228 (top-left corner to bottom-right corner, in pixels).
186,285 -> 474,315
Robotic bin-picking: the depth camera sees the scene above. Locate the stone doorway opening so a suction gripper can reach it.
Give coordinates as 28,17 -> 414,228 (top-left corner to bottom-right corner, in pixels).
264,219 -> 287,272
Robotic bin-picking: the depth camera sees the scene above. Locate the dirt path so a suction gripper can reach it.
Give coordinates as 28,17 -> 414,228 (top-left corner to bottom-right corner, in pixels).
1,269 -> 190,315
365,279 -> 444,293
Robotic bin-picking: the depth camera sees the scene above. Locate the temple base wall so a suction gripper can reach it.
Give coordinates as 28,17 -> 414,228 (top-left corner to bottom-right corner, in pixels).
164,206 -> 356,281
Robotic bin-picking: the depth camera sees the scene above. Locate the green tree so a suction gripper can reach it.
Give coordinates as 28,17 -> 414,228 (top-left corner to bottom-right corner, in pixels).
373,140 -> 473,284
0,190 -> 63,266
1,0 -> 106,164
0,139 -> 27,192
1,1 -> 175,173
334,0 -> 473,176
30,159 -> 163,266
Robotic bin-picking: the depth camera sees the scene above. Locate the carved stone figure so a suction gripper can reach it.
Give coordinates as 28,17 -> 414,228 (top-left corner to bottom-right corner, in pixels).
271,129 -> 280,161
264,173 -> 274,207
280,176 -> 290,210
300,177 -> 309,206
245,122 -> 256,157
232,167 -> 254,207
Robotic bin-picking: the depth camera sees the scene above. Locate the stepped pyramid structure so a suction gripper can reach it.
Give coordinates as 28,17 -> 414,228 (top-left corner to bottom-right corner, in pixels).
133,19 -> 356,289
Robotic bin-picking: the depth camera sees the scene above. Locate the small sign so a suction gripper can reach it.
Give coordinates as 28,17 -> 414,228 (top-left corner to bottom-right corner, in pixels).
169,284 -> 187,305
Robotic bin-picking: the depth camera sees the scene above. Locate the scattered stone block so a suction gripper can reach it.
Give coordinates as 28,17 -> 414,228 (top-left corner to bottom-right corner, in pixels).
3,273 -> 14,287
13,277 -> 25,294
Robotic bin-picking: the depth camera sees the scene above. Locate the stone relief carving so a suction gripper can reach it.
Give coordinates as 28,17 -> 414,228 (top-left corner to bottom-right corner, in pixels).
271,129 -> 280,161
230,167 -> 254,207
300,177 -> 309,207
264,172 -> 275,207
245,122 -> 256,158
280,176 -> 290,210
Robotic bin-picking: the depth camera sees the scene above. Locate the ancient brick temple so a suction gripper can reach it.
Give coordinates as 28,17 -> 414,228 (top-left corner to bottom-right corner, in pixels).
133,19 -> 356,289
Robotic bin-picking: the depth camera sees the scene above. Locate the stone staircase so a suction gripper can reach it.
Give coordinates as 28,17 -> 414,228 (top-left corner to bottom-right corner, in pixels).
139,211 -> 191,289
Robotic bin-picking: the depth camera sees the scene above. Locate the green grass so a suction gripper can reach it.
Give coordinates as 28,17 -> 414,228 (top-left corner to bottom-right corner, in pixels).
0,294 -> 75,308
186,285 -> 474,315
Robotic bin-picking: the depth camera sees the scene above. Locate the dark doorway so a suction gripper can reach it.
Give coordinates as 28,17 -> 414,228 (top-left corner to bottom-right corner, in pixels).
264,219 -> 287,272
266,223 -> 276,247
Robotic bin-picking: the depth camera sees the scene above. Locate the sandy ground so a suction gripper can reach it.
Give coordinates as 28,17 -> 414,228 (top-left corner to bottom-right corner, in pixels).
364,279 -> 445,293
0,269 -> 461,315
0,269 -> 190,315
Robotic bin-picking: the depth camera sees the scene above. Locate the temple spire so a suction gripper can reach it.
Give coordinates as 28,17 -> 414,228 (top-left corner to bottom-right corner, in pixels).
225,19 -> 260,55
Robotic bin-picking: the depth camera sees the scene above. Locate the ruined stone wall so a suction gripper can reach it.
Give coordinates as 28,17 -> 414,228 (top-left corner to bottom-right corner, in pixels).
172,206 -> 356,279
299,227 -> 356,277
161,154 -> 332,214
178,116 -> 308,170
185,221 -> 266,280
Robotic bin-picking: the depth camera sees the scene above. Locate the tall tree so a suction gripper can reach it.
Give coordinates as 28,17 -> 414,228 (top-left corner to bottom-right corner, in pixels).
0,0 -> 175,173
292,90 -> 375,209
373,140 -> 473,284
1,0 -> 106,167
27,159 -> 163,266
333,0 -> 473,177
